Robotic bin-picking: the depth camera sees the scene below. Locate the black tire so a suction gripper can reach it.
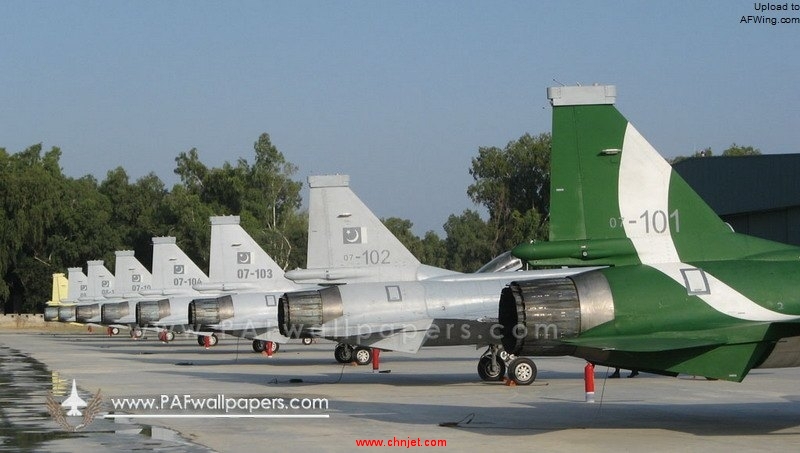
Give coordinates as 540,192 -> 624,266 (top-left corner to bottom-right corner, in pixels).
334,343 -> 354,363
132,328 -> 143,339
252,340 -> 266,353
111,327 -> 120,336
302,337 -> 313,346
353,347 -> 372,366
270,342 -> 280,353
508,357 -> 537,385
197,335 -> 206,346
477,356 -> 506,381
208,334 -> 219,346
165,331 -> 175,342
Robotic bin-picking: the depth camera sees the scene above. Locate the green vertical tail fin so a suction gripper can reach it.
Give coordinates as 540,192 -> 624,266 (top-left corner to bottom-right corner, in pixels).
515,85 -> 796,266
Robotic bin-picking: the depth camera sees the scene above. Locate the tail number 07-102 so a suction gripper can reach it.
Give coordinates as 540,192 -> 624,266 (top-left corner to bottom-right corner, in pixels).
343,250 -> 391,265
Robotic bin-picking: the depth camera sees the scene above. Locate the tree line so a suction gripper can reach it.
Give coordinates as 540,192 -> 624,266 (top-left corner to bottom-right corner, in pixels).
1,134 -> 758,313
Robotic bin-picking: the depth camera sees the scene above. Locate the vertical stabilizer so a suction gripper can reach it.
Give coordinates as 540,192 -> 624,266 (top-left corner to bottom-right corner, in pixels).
48,273 -> 69,305
85,260 -> 115,300
150,237 -> 208,295
203,216 -> 300,292
65,268 -> 88,302
114,251 -> 153,297
517,84 -> 796,266
288,175 -> 454,282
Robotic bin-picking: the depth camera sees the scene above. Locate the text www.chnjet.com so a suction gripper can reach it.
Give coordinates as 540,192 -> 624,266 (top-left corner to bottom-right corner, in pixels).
355,437 -> 447,447
110,395 -> 328,413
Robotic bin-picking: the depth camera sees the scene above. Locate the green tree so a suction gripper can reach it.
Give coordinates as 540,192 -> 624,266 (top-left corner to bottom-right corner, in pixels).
722,143 -> 761,156
443,210 -> 494,272
170,133 -> 304,269
99,168 -> 169,266
467,133 -> 550,256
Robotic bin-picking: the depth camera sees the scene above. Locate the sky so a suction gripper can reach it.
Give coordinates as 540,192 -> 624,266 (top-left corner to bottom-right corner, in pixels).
2,1 -> 798,236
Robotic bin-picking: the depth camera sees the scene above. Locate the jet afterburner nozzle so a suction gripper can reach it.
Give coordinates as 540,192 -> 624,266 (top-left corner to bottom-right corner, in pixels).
136,299 -> 171,327
278,287 -> 343,338
101,301 -> 130,324
75,304 -> 100,323
58,306 -> 76,322
499,272 -> 614,356
188,295 -> 234,330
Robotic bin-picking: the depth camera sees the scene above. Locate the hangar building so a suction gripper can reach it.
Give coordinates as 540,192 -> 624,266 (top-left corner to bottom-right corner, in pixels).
673,154 -> 800,247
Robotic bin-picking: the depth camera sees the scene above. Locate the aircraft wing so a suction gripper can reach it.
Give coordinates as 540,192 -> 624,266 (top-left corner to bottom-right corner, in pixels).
313,318 -> 434,353
563,321 -> 788,353
564,333 -> 727,353
150,314 -> 188,328
210,314 -> 276,332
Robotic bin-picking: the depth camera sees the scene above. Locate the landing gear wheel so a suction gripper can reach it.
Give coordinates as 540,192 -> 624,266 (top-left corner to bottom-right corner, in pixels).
111,327 -> 120,336
165,331 -> 175,342
334,343 -> 354,363
197,336 -> 206,346
208,334 -> 219,347
353,347 -> 372,366
252,340 -> 266,353
269,342 -> 280,353
302,337 -> 313,346
477,356 -> 506,381
508,357 -> 537,385
130,328 -> 143,339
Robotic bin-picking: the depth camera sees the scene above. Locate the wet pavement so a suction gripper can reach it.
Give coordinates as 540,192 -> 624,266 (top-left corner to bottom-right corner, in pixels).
2,330 -> 800,452
0,343 -> 211,452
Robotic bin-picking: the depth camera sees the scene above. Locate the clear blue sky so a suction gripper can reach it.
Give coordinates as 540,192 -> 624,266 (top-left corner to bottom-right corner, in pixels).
2,1 -> 798,235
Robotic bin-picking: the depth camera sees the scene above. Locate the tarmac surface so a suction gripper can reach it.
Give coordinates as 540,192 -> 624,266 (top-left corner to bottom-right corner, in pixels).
2,329 -> 800,452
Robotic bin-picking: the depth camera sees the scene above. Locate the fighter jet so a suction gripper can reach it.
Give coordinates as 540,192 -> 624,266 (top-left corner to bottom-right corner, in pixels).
184,214 -> 305,350
499,84 -> 800,382
278,180 -> 599,383
140,216 -> 298,347
73,252 -> 151,336
135,236 -> 211,342
43,273 -> 69,322
190,175 -> 462,354
56,267 -> 89,323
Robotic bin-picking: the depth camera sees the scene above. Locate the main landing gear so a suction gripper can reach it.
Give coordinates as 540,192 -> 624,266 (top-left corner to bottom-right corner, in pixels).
334,343 -> 373,365
158,330 -> 175,342
477,345 -> 537,385
197,333 -> 218,347
252,340 -> 280,354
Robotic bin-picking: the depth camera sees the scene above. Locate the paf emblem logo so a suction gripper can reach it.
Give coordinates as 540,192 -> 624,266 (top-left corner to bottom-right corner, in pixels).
343,227 -> 366,244
237,252 -> 251,264
46,379 -> 103,432
173,264 -> 185,275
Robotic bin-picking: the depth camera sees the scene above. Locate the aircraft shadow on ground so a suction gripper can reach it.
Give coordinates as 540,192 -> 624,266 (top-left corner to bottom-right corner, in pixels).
148,368 -> 509,387
335,399 -> 800,437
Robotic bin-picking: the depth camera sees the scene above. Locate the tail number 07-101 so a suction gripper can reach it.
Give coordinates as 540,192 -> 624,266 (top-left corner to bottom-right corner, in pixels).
609,209 -> 680,234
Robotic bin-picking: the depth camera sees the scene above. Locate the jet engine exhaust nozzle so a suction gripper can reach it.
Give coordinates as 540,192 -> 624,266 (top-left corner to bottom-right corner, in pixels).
499,272 -> 614,356
278,287 -> 344,338
136,299 -> 171,327
188,295 -> 234,330
101,301 -> 130,324
76,304 -> 100,323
